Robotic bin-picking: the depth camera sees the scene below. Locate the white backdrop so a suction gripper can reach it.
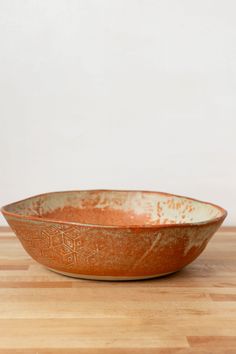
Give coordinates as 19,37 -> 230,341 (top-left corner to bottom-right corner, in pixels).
0,0 -> 235,225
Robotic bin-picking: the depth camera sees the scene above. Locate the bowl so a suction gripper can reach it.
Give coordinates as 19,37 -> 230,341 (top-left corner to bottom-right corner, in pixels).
1,190 -> 227,280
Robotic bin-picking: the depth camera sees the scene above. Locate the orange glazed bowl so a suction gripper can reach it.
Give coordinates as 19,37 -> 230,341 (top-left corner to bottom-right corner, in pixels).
1,190 -> 227,280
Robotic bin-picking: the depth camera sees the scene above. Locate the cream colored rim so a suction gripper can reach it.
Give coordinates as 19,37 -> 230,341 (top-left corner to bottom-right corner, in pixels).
46,267 -> 175,281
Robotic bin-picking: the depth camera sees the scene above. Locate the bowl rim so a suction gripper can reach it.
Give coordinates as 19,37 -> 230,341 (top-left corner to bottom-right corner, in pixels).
1,189 -> 227,229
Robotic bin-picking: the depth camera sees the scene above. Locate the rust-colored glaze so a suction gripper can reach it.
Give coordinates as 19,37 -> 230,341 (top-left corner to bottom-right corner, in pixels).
43,206 -> 153,226
1,190 -> 227,280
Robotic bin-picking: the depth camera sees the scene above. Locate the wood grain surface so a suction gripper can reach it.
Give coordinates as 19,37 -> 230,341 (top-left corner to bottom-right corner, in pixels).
0,226 -> 235,353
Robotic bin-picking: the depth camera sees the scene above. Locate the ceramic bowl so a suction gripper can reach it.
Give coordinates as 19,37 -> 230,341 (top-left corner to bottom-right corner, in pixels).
1,190 -> 227,280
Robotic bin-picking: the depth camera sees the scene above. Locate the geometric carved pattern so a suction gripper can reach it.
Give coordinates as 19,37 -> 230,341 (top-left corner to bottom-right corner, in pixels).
7,220 -> 120,273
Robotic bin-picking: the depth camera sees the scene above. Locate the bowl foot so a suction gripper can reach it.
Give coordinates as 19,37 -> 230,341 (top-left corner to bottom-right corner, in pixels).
46,267 -> 175,281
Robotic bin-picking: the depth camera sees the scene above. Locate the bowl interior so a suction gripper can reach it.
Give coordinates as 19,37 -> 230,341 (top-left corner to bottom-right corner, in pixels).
3,190 -> 224,226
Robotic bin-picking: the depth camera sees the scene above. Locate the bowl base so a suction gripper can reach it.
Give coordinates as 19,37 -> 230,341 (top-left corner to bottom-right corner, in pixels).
46,267 -> 175,281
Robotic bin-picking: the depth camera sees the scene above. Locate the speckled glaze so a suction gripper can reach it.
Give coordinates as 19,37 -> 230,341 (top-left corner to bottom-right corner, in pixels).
1,190 -> 227,280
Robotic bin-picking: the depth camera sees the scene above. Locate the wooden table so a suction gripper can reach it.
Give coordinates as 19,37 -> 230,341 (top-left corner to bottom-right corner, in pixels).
0,226 -> 235,353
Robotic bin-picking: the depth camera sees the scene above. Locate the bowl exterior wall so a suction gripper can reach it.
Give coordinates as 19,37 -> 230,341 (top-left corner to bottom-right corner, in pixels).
3,215 -> 224,279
